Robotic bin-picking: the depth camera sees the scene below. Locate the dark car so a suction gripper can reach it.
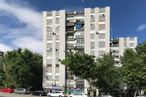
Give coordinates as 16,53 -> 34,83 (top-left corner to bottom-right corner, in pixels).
32,90 -> 47,96
14,88 -> 31,94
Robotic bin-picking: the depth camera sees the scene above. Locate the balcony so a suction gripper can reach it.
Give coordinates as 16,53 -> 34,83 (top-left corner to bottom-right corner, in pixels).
74,45 -> 84,49
66,26 -> 75,32
66,22 -> 75,26
67,46 -> 74,50
67,38 -> 74,41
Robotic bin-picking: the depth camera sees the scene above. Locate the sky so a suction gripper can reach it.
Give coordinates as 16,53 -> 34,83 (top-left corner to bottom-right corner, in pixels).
0,0 -> 146,53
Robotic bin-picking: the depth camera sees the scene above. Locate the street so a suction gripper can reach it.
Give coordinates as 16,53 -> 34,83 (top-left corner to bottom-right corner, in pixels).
0,92 -> 47,97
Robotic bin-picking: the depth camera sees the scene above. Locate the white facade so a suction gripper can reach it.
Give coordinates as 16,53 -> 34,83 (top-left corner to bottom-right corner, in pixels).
110,37 -> 137,66
43,7 -> 110,92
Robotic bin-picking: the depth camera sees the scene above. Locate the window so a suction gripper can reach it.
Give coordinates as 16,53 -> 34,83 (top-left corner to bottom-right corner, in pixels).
55,64 -> 59,73
99,51 -> 105,56
90,33 -> 95,39
46,75 -> 52,81
47,12 -> 52,17
99,8 -> 105,13
91,24 -> 95,30
47,32 -> 52,40
99,41 -> 105,48
47,26 -> 52,32
91,9 -> 95,13
56,18 -> 59,24
90,51 -> 94,55
55,75 -> 59,81
56,42 -> 59,49
99,14 -> 105,22
47,19 -> 52,25
129,37 -> 134,41
91,15 -> 95,22
99,33 -> 105,39
46,64 -> 52,73
56,11 -> 59,16
76,39 -> 84,47
129,43 -> 134,47
75,34 -> 84,39
90,42 -> 95,49
56,51 -> 59,58
47,43 -> 52,48
56,35 -> 59,40
99,24 -> 105,31
55,26 -> 59,32
124,38 -> 127,47
47,50 -> 52,57
47,59 -> 52,64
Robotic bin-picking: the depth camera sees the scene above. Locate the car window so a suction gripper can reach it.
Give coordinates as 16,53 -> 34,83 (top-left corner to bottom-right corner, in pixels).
51,91 -> 62,93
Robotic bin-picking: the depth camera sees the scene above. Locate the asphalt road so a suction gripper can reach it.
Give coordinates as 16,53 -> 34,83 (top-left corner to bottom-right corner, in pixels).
0,92 -> 47,97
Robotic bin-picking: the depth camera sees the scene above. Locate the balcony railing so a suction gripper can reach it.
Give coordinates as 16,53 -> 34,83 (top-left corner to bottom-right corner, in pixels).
66,22 -> 75,26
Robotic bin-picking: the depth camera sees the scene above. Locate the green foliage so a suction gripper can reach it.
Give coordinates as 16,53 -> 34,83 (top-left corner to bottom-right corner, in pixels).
61,53 -> 96,80
121,48 -> 146,88
121,47 -> 146,97
1,48 -> 42,89
94,54 -> 122,95
61,53 -> 121,95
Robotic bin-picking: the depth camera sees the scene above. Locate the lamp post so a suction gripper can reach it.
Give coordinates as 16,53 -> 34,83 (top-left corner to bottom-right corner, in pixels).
64,50 -> 69,96
64,49 -> 72,96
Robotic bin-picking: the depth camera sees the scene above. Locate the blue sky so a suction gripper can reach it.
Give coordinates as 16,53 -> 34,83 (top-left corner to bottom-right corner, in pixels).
0,0 -> 146,53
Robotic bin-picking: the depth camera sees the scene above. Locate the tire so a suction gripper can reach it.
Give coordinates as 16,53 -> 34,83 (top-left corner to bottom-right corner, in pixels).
59,95 -> 62,97
48,95 -> 51,97
40,94 -> 42,96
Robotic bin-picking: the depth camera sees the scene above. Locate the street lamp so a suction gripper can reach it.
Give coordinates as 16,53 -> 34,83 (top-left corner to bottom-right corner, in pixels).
64,49 -> 72,96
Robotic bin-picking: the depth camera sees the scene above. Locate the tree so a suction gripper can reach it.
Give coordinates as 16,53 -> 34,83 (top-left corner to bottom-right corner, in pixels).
94,54 -> 122,96
1,48 -> 42,89
61,52 -> 97,82
61,53 -> 121,96
121,48 -> 146,97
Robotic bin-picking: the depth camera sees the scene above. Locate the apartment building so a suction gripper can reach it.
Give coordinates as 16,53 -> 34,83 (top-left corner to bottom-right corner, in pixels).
43,6 -> 110,93
110,37 -> 137,66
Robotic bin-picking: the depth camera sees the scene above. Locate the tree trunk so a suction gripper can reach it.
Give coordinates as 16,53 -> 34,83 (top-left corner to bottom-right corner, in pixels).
134,89 -> 137,97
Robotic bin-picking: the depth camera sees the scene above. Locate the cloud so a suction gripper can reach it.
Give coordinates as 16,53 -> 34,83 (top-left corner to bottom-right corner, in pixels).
12,36 -> 43,53
0,43 -> 12,52
137,24 -> 146,32
0,0 -> 42,53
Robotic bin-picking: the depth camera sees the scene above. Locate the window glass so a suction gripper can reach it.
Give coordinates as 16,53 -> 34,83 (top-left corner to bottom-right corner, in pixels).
47,19 -> 52,25
99,41 -> 105,48
99,33 -> 105,39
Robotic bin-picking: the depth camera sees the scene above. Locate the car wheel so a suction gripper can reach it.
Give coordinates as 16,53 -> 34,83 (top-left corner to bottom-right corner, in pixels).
59,95 -> 62,97
40,94 -> 42,96
48,95 -> 51,97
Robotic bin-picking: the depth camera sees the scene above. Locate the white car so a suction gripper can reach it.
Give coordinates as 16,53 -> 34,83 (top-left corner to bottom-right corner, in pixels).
47,91 -> 64,97
100,95 -> 112,97
69,93 -> 88,97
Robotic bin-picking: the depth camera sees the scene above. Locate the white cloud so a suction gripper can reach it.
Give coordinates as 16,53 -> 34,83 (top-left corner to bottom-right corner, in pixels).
0,43 -> 12,52
137,24 -> 146,32
12,36 -> 43,53
0,0 -> 43,53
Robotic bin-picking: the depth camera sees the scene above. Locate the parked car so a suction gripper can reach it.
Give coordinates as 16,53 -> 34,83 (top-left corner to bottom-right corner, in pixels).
0,88 -> 14,93
137,95 -> 146,97
14,88 -> 31,94
100,95 -> 113,97
69,93 -> 88,97
47,90 -> 64,97
32,90 -> 47,96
